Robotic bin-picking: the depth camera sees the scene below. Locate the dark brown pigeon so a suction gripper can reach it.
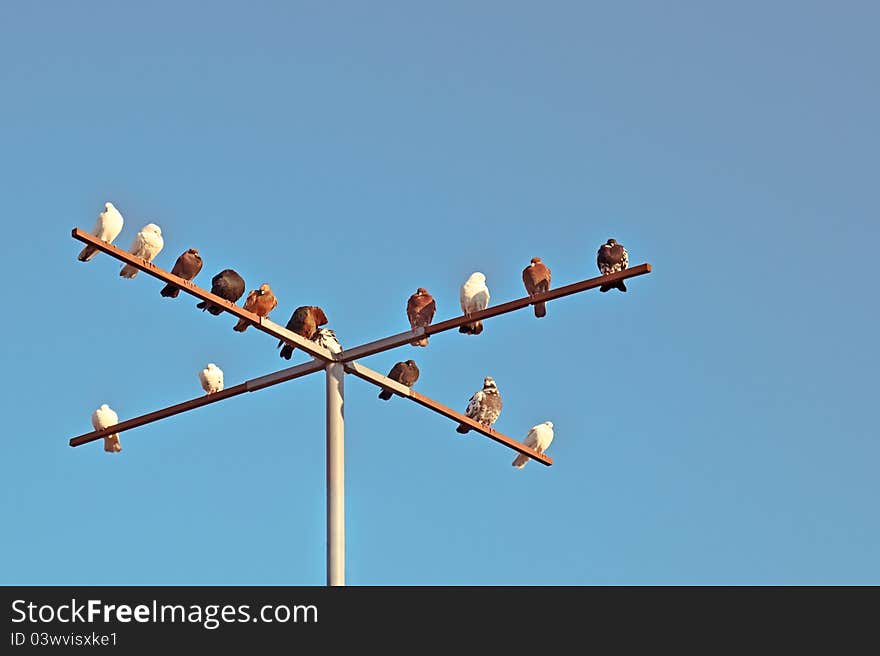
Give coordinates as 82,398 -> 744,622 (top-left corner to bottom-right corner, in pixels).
278,306 -> 329,359
522,257 -> 551,318
160,248 -> 203,298
406,288 -> 436,347
197,269 -> 246,315
378,360 -> 420,400
597,239 -> 629,292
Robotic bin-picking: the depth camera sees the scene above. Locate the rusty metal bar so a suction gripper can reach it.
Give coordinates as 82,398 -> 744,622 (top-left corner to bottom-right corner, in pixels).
343,362 -> 552,466
426,263 -> 652,337
69,360 -> 325,447
337,264 -> 651,361
71,228 -> 336,362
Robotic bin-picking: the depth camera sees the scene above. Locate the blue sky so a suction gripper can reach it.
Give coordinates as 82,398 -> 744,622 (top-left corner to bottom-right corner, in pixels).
1,1 -> 877,585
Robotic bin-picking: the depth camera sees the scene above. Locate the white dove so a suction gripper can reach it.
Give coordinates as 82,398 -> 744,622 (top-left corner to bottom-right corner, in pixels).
120,223 -> 164,278
512,421 -> 554,469
312,328 -> 342,356
78,202 -> 124,262
92,403 -> 122,453
199,363 -> 224,394
459,272 -> 490,335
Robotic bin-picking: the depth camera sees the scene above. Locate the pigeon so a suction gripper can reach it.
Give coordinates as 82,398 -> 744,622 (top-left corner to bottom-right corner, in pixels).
278,306 -> 328,359
459,272 -> 490,335
160,248 -> 203,298
197,269 -> 246,315
522,257 -> 551,318
233,283 -> 278,332
312,327 -> 342,356
91,403 -> 122,453
456,376 -> 502,433
406,288 -> 436,347
119,223 -> 164,278
597,238 -> 629,292
512,421 -> 554,469
78,202 -> 124,262
199,363 -> 224,394
379,360 -> 420,400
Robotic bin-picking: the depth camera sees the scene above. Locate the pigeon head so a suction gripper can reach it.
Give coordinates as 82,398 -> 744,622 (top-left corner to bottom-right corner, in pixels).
406,360 -> 417,367
187,248 -> 199,255
469,272 -> 486,283
206,363 -> 216,370
104,202 -> 114,211
416,287 -> 428,295
143,223 -> 162,236
483,376 -> 497,390
544,421 -> 554,429
100,403 -> 110,410
530,257 -> 542,265
606,238 -> 617,246
258,283 -> 271,296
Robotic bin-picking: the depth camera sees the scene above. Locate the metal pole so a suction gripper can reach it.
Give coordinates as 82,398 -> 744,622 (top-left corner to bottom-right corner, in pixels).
326,362 -> 345,586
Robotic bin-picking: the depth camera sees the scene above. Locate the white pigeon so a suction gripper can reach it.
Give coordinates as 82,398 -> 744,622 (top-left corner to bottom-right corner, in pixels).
78,202 -> 124,262
312,328 -> 342,356
199,363 -> 224,394
512,421 -> 554,469
459,272 -> 490,335
119,223 -> 164,278
91,403 -> 122,453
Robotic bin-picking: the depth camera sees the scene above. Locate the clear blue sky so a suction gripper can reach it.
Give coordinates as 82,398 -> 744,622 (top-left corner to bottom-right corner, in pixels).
1,1 -> 877,585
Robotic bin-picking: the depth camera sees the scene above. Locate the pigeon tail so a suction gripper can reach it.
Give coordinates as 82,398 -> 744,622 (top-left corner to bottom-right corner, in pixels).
410,337 -> 429,347
160,284 -> 180,298
456,424 -> 470,434
77,245 -> 98,262
512,453 -> 530,469
533,302 -> 546,318
616,280 -> 627,292
119,265 -> 138,278
233,319 -> 249,332
459,321 -> 483,335
103,434 -> 122,453
279,345 -> 294,360
378,389 -> 393,401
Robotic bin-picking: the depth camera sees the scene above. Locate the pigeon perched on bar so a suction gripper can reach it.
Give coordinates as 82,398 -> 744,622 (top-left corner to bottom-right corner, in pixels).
456,376 -> 502,433
522,257 -> 551,318
199,363 -> 224,394
512,421 -> 554,469
406,288 -> 436,347
119,223 -> 163,278
78,202 -> 124,262
379,360 -> 420,400
278,306 -> 329,359
91,403 -> 122,453
197,269 -> 246,315
459,272 -> 490,335
312,327 -> 342,356
233,283 -> 278,332
160,248 -> 203,298
597,238 -> 629,292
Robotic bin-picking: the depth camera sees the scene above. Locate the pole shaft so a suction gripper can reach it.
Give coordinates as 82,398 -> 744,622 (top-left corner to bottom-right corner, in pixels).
326,363 -> 345,586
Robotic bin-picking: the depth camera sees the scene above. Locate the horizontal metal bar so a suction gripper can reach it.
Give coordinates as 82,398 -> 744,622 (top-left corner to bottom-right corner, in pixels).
426,263 -> 652,336
339,328 -> 425,363
69,360 -> 325,447
71,228 -> 336,362
343,362 -> 552,466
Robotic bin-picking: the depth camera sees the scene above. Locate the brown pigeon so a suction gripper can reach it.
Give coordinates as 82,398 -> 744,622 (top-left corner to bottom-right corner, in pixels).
160,248 -> 203,298
597,238 -> 629,292
233,283 -> 278,332
522,257 -> 551,318
378,360 -> 420,400
197,269 -> 246,315
406,288 -> 436,346
278,306 -> 329,359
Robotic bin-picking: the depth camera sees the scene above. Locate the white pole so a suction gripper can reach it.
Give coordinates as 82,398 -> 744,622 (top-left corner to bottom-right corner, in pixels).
326,362 -> 345,586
